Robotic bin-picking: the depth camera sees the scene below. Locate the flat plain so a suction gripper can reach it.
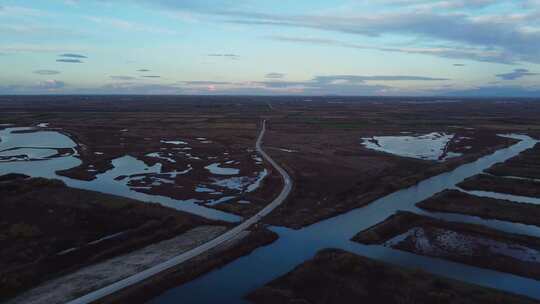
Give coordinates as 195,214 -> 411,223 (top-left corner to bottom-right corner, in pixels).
2,96 -> 540,303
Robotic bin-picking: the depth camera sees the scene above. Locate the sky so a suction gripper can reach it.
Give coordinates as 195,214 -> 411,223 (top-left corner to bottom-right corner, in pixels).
1,0 -> 540,96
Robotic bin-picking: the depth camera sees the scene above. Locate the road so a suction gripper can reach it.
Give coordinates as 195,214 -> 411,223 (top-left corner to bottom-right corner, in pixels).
67,119 -> 292,304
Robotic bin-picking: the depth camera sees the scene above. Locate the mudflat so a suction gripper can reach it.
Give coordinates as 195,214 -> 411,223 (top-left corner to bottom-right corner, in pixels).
353,212 -> 540,280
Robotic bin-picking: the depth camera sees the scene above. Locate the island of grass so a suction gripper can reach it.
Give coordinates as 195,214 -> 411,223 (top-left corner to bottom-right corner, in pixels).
0,174 -> 223,301
458,174 -> 540,198
352,211 -> 540,281
417,190 -> 540,227
487,143 -> 540,180
247,249 -> 539,304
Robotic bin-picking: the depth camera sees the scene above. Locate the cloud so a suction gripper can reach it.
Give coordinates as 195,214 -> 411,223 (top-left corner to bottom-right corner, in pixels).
0,79 -> 66,94
121,0 -> 540,64
496,68 -> 538,80
33,70 -> 61,75
0,5 -> 46,17
0,45 -> 76,54
221,8 -> 540,64
208,53 -> 240,60
378,0 -> 499,10
181,81 -> 387,95
182,81 -> 231,85
179,73 -> 449,95
312,75 -> 449,82
86,81 -> 182,94
142,75 -> 161,78
110,75 -> 136,80
268,35 -> 515,64
250,74 -> 448,88
59,53 -> 87,58
56,53 -> 86,63
443,85 -> 540,97
37,80 -> 65,90
85,16 -> 177,35
177,77 -> 387,95
56,59 -> 83,63
137,69 -> 150,72
453,63 -> 466,67
141,0 -> 243,12
3,76 -> 539,97
265,73 -> 286,79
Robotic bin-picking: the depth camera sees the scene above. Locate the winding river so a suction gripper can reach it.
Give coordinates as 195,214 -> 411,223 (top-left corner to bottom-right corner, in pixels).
2,126 -> 540,303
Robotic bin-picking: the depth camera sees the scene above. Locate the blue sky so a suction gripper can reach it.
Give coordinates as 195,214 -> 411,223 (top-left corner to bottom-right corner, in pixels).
1,0 -> 539,96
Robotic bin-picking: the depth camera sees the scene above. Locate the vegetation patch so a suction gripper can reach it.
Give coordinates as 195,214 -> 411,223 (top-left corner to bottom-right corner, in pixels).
353,211 -> 540,281
417,190 -> 540,227
458,174 -> 540,198
247,249 -> 538,304
0,175 -> 218,301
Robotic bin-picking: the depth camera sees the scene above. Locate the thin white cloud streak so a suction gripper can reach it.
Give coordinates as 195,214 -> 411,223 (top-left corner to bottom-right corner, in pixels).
85,16 -> 178,35
268,35 -> 515,64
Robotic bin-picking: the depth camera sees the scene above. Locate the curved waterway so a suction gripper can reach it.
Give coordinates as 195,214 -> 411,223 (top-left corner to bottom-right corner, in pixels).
151,134 -> 540,304
0,127 -> 240,222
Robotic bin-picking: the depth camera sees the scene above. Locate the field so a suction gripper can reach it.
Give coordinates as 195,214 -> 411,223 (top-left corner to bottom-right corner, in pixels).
417,189 -> 540,227
487,143 -> 540,179
2,96 -> 540,228
0,174 -> 218,301
459,174 -> 540,198
353,211 -> 540,280
247,249 -> 538,304
3,96 -> 540,302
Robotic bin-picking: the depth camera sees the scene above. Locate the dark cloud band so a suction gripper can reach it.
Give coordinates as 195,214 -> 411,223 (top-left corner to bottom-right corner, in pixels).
33,70 -> 61,75
56,59 -> 83,63
59,53 -> 87,58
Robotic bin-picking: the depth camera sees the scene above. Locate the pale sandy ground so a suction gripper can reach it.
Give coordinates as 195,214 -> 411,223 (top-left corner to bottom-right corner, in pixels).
8,226 -> 227,304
